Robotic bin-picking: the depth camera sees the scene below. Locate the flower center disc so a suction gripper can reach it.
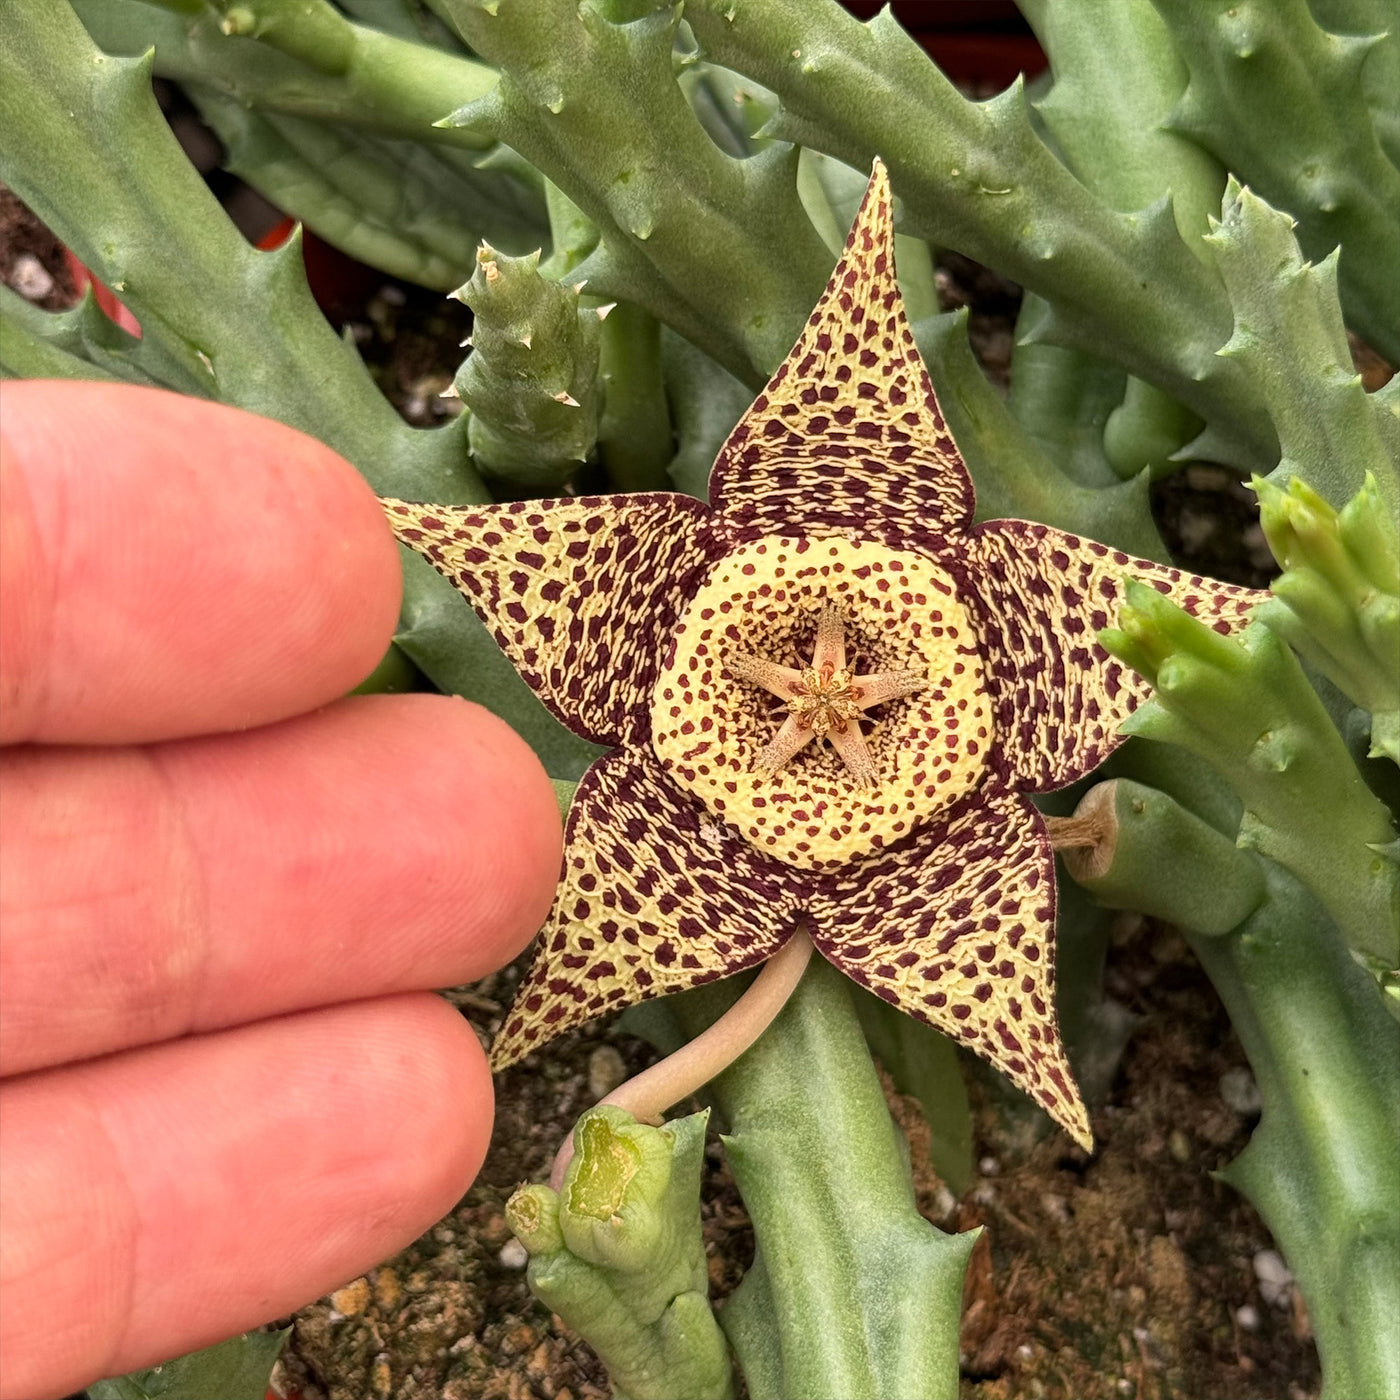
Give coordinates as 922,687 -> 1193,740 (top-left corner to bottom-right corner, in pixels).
652,534 -> 994,869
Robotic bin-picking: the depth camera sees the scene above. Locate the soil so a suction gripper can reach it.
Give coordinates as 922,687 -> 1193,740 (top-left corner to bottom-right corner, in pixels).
5,175 -> 1384,1400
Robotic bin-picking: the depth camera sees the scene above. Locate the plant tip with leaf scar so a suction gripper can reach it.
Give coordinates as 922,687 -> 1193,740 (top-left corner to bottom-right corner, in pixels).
384,160 -> 1265,1154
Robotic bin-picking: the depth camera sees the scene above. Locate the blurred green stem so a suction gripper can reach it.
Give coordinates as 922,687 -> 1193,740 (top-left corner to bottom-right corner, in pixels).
97,0 -> 500,144
599,302 -> 674,492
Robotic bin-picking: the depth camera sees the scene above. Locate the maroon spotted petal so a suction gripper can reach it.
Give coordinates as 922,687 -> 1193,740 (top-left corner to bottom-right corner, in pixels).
491,747 -> 808,1067
383,493 -> 721,746
709,160 -> 975,538
809,786 -> 1090,1148
966,519 -> 1266,791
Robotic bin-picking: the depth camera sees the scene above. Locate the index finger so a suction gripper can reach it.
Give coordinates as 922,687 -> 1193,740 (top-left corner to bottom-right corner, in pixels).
0,381 -> 402,745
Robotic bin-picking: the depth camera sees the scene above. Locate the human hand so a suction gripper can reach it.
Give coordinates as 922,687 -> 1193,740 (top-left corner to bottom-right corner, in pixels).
0,381 -> 561,1400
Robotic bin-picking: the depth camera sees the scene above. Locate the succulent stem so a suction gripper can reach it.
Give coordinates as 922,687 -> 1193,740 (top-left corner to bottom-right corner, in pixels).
1191,871 -> 1400,1400
453,242 -> 601,488
88,0 -> 501,146
1049,779 -> 1267,934
598,301 -> 675,492
509,1108 -> 734,1400
684,0 -> 1278,469
0,0 -> 475,501
1103,582 -> 1399,962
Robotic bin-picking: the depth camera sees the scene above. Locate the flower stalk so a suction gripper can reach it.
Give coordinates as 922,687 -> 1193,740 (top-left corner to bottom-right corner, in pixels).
549,930 -> 814,1190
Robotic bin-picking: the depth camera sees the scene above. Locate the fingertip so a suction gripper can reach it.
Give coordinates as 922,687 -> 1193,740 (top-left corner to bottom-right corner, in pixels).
381,993 -> 496,1214
0,994 -> 501,1400
442,697 -> 565,965
365,693 -> 562,980
0,381 -> 403,744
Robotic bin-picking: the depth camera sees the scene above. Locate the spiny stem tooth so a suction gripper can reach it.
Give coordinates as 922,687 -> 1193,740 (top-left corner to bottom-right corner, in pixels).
755,712 -> 818,774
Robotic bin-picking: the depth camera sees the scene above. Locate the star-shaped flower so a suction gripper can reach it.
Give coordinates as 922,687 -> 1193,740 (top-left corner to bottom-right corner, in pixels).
384,163 -> 1262,1148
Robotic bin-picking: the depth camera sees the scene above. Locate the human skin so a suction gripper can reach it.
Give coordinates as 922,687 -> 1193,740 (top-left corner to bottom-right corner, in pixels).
0,381 -> 561,1400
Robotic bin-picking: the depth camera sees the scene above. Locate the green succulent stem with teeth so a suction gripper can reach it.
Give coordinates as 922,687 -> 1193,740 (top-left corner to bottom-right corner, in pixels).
1253,473 -> 1400,764
506,1108 -> 734,1400
1103,579 -> 1399,965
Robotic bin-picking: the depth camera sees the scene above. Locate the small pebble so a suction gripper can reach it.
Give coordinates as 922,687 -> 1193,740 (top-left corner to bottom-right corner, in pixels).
1175,507 -> 1219,552
373,1266 -> 401,1311
1040,1192 -> 1071,1224
329,1276 -> 371,1317
371,1355 -> 393,1398
378,283 -> 407,306
1253,1248 -> 1294,1307
588,1045 -> 627,1099
978,1155 -> 1000,1177
526,1340 -> 553,1380
499,1237 -> 529,1270
1168,1128 -> 1193,1163
1185,464 -> 1232,491
8,253 -> 53,300
1220,1066 -> 1263,1116
1236,1303 -> 1261,1332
